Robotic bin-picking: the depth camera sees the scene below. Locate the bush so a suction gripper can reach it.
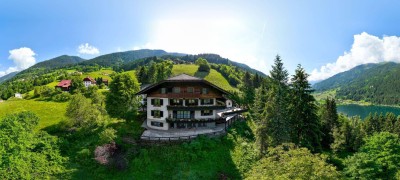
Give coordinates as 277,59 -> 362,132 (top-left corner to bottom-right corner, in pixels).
99,127 -> 117,144
52,92 -> 72,102
94,142 -> 117,165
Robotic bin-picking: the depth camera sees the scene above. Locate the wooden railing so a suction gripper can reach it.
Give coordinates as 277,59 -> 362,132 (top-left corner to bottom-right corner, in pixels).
140,114 -> 243,143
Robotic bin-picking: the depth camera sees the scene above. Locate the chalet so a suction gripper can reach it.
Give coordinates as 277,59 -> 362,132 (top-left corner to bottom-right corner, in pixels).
83,77 -> 96,87
55,80 -> 72,91
136,74 -> 244,131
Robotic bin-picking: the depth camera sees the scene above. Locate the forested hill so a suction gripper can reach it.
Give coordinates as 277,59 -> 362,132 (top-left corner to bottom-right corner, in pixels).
30,55 -> 86,69
0,71 -> 18,83
313,62 -> 400,105
163,54 -> 266,76
80,49 -> 185,67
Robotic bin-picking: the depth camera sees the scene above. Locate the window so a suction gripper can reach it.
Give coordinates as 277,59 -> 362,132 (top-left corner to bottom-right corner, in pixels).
151,121 -> 163,127
173,87 -> 180,93
201,98 -> 214,105
187,87 -> 194,93
202,88 -> 209,94
170,99 -> 183,106
161,88 -> 166,94
151,110 -> 164,118
151,99 -> 163,106
177,111 -> 191,119
186,99 -> 197,106
201,110 -> 213,116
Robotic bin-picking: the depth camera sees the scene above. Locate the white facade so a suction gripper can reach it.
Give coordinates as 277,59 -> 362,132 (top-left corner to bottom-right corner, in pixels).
84,80 -> 94,88
146,97 -> 169,130
146,97 -> 226,130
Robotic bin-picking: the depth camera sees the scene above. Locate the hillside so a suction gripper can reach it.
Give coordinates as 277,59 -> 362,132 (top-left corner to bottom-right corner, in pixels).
30,55 -> 86,69
0,71 -> 18,84
171,64 -> 236,91
313,62 -> 400,105
80,49 -> 184,67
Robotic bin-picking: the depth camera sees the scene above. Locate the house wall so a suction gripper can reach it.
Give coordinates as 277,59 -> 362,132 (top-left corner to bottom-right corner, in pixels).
84,81 -> 92,88
146,97 -> 169,130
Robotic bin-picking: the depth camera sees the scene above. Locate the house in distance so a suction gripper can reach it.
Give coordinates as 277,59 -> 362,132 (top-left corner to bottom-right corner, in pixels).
83,76 -> 96,88
55,80 -> 72,92
136,74 -> 245,131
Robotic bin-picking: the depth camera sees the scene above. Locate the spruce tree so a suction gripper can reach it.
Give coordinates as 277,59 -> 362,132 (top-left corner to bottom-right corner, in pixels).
289,64 -> 321,151
320,97 -> 339,149
263,55 -> 290,147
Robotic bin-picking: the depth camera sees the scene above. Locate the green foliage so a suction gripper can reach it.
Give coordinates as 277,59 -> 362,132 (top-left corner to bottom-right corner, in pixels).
246,144 -> 340,179
289,64 -> 321,152
259,55 -> 291,149
66,93 -> 106,129
99,128 -> 117,144
52,92 -> 72,102
344,132 -> 400,179
106,73 -> 140,120
320,98 -> 339,148
0,112 -> 66,179
195,57 -> 211,72
331,115 -> 365,152
30,55 -> 85,69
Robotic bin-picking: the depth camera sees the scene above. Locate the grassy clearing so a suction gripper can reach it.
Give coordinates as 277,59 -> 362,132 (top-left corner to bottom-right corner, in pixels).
313,89 -> 337,103
0,98 -> 67,130
172,64 -> 236,91
80,69 -> 115,80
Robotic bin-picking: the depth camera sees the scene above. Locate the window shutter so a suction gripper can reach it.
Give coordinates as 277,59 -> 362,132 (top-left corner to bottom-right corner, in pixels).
210,99 -> 214,104
160,111 -> 164,117
201,99 -> 204,105
151,111 -> 154,116
160,99 -> 163,105
151,99 -> 155,105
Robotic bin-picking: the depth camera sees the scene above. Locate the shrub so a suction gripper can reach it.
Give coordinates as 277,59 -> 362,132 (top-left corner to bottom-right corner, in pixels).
99,127 -> 117,144
52,92 -> 72,102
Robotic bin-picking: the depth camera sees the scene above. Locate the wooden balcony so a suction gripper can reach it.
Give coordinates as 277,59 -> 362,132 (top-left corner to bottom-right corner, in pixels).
167,105 -> 226,110
166,118 -> 223,123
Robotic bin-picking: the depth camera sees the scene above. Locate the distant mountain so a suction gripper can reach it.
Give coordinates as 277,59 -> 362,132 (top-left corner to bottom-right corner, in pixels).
80,49 -> 185,67
30,55 -> 86,69
313,62 -> 400,105
0,71 -> 19,84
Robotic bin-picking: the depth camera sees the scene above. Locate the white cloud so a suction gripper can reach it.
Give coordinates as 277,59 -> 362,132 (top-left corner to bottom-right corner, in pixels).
0,47 -> 36,77
310,32 -> 400,81
77,43 -> 100,55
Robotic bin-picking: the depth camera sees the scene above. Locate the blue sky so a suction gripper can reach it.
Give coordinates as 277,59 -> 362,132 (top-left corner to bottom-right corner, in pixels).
1,0 -> 400,81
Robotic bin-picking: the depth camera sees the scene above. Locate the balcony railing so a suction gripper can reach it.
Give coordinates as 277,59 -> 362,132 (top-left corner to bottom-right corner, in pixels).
166,118 -> 220,123
167,105 -> 226,110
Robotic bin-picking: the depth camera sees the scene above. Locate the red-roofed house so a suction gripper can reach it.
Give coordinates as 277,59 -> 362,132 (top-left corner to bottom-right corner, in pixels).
55,80 -> 72,91
83,76 -> 96,88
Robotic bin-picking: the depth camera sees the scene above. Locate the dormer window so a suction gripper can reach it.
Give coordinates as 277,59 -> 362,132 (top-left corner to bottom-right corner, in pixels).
202,88 -> 208,94
187,87 -> 194,93
161,88 -> 166,94
173,87 -> 180,93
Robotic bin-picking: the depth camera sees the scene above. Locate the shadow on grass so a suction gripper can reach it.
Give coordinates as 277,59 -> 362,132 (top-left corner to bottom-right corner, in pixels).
194,70 -> 210,79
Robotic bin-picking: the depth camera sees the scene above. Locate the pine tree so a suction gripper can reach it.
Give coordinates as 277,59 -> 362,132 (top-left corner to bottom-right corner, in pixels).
320,97 -> 339,149
289,64 -> 321,151
241,71 -> 255,107
262,55 -> 290,147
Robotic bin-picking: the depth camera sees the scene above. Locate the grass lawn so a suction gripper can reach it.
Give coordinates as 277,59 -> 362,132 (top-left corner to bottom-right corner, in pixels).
80,69 -> 115,81
172,64 -> 236,91
0,98 -> 67,130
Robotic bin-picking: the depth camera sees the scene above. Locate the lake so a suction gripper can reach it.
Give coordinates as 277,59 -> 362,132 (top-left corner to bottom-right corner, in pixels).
337,104 -> 400,119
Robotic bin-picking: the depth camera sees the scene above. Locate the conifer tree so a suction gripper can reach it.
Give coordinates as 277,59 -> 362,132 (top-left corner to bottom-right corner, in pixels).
289,64 -> 321,151
320,97 -> 339,149
262,55 -> 290,147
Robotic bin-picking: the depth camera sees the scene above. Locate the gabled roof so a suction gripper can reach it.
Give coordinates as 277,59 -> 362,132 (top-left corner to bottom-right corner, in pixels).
167,74 -> 202,81
83,76 -> 96,83
56,80 -> 71,87
136,73 -> 232,96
